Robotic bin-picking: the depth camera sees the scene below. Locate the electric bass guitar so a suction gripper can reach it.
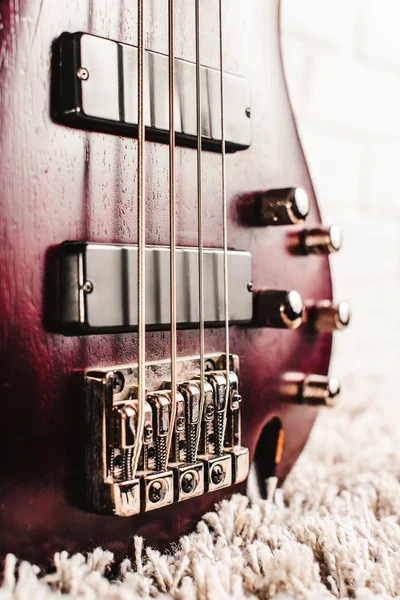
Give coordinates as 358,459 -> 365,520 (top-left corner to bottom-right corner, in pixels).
0,0 -> 349,563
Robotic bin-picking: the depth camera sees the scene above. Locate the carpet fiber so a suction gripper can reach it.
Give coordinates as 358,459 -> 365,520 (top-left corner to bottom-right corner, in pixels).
2,389 -> 400,599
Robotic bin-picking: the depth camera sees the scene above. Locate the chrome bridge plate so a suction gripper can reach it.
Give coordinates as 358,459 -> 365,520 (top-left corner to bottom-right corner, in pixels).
57,243 -> 252,335
84,353 -> 249,516
52,32 -> 251,153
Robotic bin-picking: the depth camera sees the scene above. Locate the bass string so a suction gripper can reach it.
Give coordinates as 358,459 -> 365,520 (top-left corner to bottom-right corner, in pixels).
166,0 -> 177,460
132,1 -> 226,466
219,0 -> 231,444
195,0 -> 206,454
131,0 -> 146,479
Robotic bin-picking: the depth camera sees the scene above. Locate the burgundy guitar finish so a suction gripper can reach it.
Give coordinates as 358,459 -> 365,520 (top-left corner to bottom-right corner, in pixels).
0,0 -> 332,564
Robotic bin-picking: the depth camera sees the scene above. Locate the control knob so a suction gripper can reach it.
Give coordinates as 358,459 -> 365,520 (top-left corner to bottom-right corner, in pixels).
253,186 -> 310,226
308,300 -> 351,332
281,373 -> 340,408
300,224 -> 342,255
300,375 -> 340,407
253,289 -> 304,329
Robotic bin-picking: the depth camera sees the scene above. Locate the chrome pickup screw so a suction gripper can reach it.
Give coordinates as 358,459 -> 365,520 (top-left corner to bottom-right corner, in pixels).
81,280 -> 93,293
76,66 -> 89,80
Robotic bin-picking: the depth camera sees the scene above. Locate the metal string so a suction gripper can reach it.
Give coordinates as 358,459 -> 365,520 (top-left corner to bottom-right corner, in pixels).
166,0 -> 177,460
195,0 -> 205,453
131,0 -> 146,479
219,0 -> 230,444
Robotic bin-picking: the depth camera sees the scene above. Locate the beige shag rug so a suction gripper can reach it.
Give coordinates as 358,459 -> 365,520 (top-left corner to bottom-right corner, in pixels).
2,383 -> 400,599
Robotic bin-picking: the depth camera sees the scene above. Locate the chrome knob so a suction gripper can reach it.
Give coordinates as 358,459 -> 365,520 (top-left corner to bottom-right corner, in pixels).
308,300 -> 351,332
281,373 -> 340,408
255,187 -> 310,225
301,224 -> 342,255
253,289 -> 304,329
301,375 -> 340,407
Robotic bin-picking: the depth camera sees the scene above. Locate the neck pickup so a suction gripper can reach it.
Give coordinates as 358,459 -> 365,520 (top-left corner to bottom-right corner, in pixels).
52,32 -> 251,153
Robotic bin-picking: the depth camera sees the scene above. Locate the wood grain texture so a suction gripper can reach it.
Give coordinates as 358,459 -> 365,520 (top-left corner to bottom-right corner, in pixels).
0,0 -> 332,564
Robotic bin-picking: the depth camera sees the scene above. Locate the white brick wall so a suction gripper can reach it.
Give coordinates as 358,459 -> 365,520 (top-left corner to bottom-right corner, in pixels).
281,1 -> 400,401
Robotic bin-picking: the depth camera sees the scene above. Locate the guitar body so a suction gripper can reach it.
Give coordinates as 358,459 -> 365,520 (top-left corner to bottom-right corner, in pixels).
0,0 -> 332,564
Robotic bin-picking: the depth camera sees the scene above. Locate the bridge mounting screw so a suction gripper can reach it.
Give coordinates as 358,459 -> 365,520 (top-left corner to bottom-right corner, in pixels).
211,464 -> 225,485
245,107 -> 251,118
181,472 -> 196,494
77,67 -> 89,80
149,480 -> 164,504
247,281 -> 253,292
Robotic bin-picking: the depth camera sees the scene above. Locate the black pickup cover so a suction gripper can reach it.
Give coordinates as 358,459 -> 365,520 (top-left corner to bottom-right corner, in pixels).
52,32 -> 252,153
57,242 -> 253,335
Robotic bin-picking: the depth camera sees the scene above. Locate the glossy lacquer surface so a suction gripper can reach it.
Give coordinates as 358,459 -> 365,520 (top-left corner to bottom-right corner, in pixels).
0,0 -> 332,564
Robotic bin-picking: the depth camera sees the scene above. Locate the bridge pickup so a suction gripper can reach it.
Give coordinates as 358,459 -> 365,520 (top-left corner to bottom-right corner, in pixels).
52,32 -> 251,153
57,242 -> 252,335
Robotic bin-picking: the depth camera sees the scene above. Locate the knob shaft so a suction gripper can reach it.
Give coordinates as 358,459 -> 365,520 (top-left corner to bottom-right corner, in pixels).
309,300 -> 351,332
253,289 -> 304,329
301,224 -> 342,255
301,375 -> 340,407
254,187 -> 310,225
281,373 -> 340,408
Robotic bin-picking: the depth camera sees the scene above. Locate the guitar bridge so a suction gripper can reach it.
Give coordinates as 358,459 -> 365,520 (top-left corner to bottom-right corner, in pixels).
84,353 -> 249,516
